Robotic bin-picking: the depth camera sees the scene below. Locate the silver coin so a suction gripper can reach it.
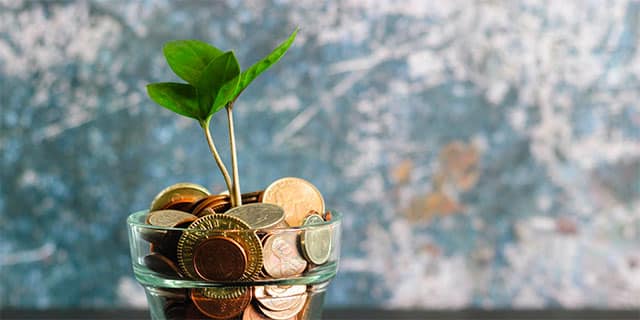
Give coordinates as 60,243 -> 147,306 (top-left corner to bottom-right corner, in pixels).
300,214 -> 331,265
226,203 -> 285,229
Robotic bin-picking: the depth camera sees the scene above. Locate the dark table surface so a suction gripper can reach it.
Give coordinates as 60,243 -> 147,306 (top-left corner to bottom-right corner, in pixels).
2,308 -> 639,320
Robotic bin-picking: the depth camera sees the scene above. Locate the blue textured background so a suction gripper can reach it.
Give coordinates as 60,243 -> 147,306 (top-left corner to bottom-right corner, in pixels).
1,0 -> 639,309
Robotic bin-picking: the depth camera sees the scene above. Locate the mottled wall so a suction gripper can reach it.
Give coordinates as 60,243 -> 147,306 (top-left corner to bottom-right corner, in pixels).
1,0 -> 639,309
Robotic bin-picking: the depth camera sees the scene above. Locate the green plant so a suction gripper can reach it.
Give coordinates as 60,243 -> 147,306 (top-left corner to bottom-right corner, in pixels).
147,29 -> 298,207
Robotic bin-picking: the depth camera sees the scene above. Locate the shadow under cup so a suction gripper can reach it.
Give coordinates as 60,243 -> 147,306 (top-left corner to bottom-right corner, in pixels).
127,210 -> 342,320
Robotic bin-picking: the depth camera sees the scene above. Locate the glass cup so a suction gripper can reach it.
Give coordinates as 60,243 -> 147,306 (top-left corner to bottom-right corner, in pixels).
127,210 -> 341,320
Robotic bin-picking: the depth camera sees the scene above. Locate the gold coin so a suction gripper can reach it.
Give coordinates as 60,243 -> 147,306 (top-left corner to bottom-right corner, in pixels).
262,177 -> 324,227
177,214 -> 263,280
146,210 -> 198,227
226,203 -> 285,229
262,232 -> 307,278
150,182 -> 210,212
200,287 -> 248,299
300,214 -> 331,265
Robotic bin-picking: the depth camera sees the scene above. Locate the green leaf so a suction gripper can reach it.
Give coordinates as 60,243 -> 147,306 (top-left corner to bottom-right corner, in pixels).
163,40 -> 223,85
146,82 -> 201,119
196,51 -> 241,118
233,28 -> 297,98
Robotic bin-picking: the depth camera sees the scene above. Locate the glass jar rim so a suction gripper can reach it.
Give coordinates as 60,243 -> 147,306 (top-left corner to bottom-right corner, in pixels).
127,210 -> 342,232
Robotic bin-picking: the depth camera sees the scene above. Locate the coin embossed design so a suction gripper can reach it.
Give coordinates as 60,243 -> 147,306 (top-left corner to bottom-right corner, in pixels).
262,177 -> 324,226
265,285 -> 306,298
146,210 -> 198,227
258,292 -> 307,320
190,287 -> 251,320
177,214 -> 263,280
150,182 -> 210,212
300,214 -> 332,265
255,285 -> 307,312
192,236 -> 247,281
262,232 -> 307,278
226,203 -> 285,229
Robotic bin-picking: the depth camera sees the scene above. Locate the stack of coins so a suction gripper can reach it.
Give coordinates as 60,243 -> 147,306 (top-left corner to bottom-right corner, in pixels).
141,177 -> 333,319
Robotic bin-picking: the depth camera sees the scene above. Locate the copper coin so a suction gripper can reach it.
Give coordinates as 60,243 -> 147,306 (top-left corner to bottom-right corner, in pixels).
265,285 -> 306,298
150,182 -> 210,212
254,286 -> 303,312
139,227 -> 167,244
177,214 -> 263,280
242,190 -> 264,203
163,197 -> 196,212
258,292 -> 306,320
261,177 -> 325,226
262,232 -> 307,278
191,287 -> 251,320
242,303 -> 274,320
192,236 -> 247,281
151,221 -> 192,264
295,295 -> 312,320
143,252 -> 182,277
147,210 -> 198,227
191,195 -> 229,216
187,196 -> 210,213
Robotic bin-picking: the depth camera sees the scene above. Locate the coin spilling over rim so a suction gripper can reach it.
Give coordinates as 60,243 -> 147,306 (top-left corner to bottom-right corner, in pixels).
261,177 -> 325,227
150,182 -> 210,212
177,214 -> 263,281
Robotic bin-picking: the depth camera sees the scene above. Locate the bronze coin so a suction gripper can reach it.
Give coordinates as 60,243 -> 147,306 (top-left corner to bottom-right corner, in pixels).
163,197 -> 197,212
192,236 -> 247,281
191,287 -> 251,320
143,252 -> 182,277
254,286 -> 300,312
242,303 -> 273,320
152,221 -> 192,264
257,292 -> 306,320
242,191 -> 264,204
188,196 -> 210,213
192,195 -> 231,216
191,196 -> 223,216
139,228 -> 167,244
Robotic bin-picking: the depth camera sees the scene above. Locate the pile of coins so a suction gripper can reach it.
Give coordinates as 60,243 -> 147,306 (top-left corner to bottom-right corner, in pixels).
140,177 -> 333,319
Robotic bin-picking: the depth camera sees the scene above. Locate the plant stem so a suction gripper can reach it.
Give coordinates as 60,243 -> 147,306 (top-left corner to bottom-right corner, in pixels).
226,103 -> 242,207
199,119 -> 235,206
